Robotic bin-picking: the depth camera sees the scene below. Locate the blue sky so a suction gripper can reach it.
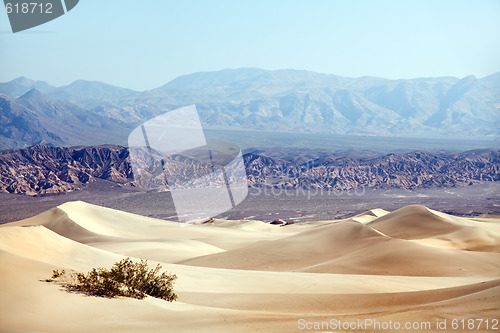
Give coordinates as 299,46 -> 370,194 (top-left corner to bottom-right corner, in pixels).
0,0 -> 499,91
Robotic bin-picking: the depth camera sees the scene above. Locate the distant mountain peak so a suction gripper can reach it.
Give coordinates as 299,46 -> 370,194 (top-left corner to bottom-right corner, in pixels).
11,76 -> 33,84
18,88 -> 46,100
68,79 -> 114,87
161,67 -> 269,89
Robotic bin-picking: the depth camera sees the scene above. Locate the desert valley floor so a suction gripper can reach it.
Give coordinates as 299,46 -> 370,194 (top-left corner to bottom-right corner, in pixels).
1,201 -> 499,332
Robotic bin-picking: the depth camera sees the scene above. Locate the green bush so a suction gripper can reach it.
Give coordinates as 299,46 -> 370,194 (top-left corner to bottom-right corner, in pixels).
50,258 -> 177,302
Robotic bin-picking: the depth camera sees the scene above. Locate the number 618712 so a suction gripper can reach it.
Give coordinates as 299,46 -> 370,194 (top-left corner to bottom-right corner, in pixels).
5,2 -> 53,14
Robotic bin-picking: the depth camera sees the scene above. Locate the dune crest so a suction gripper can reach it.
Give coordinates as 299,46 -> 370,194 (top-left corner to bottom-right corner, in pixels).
351,208 -> 390,223
366,205 -> 500,251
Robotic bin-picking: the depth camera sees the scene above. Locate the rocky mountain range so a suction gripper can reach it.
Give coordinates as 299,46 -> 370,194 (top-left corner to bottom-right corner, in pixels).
1,68 -> 499,149
0,144 -> 498,195
0,145 -> 131,195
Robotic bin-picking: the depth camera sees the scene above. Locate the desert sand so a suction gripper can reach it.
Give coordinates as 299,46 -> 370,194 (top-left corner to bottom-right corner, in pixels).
1,201 -> 499,332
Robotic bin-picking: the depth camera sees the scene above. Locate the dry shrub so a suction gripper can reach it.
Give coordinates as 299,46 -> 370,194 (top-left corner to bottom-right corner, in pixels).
50,258 -> 177,302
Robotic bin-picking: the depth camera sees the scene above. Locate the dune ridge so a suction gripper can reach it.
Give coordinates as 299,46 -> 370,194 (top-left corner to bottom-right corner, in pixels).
366,205 -> 500,251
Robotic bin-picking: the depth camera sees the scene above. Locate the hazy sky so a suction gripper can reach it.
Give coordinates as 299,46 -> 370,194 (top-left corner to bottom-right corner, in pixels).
1,0 -> 499,91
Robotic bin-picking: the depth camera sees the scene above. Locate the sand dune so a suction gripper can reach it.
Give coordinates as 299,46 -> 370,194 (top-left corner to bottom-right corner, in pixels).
180,221 -> 391,271
92,239 -> 226,263
298,237 -> 500,276
178,278 -> 500,314
10,201 -> 294,250
0,225 -> 122,271
7,206 -> 117,243
367,205 -> 500,251
1,201 -> 499,332
367,205 -> 470,238
351,208 -> 390,223
4,222 -> 489,295
181,218 -> 500,276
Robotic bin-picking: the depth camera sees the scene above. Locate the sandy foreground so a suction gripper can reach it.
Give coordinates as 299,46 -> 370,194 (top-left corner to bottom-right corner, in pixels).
0,201 -> 499,332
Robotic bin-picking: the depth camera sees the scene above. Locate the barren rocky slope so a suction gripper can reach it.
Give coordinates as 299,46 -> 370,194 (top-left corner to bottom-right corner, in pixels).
0,145 -> 498,195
